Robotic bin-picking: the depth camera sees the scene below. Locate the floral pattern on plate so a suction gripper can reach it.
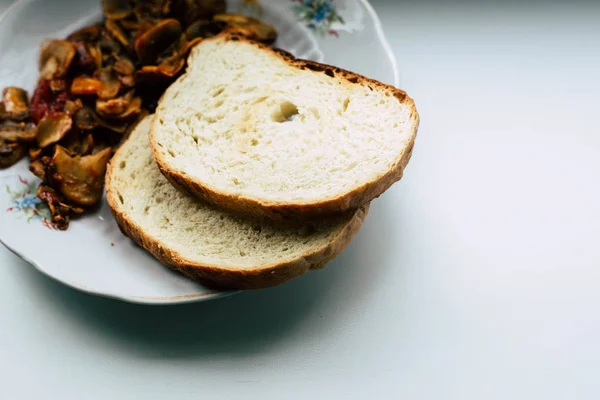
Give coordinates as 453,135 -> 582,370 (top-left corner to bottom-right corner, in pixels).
5,176 -> 54,230
291,0 -> 345,37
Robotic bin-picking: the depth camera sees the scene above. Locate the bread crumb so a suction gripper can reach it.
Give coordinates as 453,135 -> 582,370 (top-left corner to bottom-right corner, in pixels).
110,242 -> 115,247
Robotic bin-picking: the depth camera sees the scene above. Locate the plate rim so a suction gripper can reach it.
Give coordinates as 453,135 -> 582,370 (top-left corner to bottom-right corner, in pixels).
0,0 -> 400,305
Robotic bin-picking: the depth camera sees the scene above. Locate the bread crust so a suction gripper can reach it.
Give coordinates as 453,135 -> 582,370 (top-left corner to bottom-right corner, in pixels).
105,140 -> 369,289
150,33 -> 419,220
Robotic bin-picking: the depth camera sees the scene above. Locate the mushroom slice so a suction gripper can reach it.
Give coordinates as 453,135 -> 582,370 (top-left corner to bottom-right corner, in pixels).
70,77 -> 103,96
50,146 -> 112,206
0,140 -> 27,168
64,99 -> 83,116
119,19 -> 141,31
116,95 -> 142,120
29,159 -> 47,179
2,87 -> 30,120
37,113 -> 72,148
37,185 -> 84,230
0,120 -> 37,142
95,68 -> 121,100
66,24 -> 102,42
178,36 -> 204,59
39,40 -> 76,80
63,131 -> 94,156
73,41 -> 102,73
96,90 -> 133,117
170,0 -> 226,26
135,59 -> 183,83
134,19 -> 181,65
102,0 -> 132,20
113,56 -> 135,76
73,106 -> 100,130
29,147 -> 43,161
74,106 -> 129,133
185,20 -> 226,40
215,14 -> 277,43
105,20 -> 130,48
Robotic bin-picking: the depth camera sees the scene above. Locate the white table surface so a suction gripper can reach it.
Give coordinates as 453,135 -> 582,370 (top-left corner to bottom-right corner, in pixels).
1,1 -> 599,399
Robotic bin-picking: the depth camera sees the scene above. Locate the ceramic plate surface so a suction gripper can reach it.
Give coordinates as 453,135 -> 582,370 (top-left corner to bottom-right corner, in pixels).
0,0 -> 398,304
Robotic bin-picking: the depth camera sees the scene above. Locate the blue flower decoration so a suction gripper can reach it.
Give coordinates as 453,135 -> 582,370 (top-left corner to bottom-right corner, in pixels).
20,194 -> 41,209
292,0 -> 344,37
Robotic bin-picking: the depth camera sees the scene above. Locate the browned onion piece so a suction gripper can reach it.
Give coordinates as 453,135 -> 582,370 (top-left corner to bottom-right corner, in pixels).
37,113 -> 72,148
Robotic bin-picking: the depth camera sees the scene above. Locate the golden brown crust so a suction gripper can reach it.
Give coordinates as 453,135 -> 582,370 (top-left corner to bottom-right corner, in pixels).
150,32 -> 419,221
105,149 -> 369,290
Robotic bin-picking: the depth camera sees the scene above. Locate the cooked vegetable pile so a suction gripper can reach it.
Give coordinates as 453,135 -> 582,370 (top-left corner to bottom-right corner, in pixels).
0,0 -> 276,229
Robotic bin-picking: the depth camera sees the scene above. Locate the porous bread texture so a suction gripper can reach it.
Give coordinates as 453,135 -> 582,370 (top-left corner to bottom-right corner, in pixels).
106,115 -> 368,289
151,33 -> 419,219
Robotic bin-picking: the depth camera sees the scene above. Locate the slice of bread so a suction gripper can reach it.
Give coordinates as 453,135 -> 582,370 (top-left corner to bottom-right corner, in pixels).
106,116 -> 368,289
150,33 -> 419,220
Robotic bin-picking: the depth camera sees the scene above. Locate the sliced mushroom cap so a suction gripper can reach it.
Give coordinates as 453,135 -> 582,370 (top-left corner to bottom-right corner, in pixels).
105,20 -> 130,48
116,95 -> 142,120
39,39 -> 76,80
95,68 -> 122,100
66,24 -> 102,42
0,120 -> 37,142
63,99 -> 83,116
134,18 -> 182,65
0,140 -> 27,168
113,56 -> 135,76
63,130 -> 95,156
215,14 -> 277,43
28,147 -> 43,161
170,0 -> 226,26
70,77 -> 103,96
73,41 -> 102,74
2,87 -> 30,120
51,145 -> 112,206
102,0 -> 132,20
29,159 -> 47,179
135,58 -> 183,83
36,185 -> 83,230
178,36 -> 204,58
96,90 -> 133,117
73,106 -> 129,133
37,113 -> 73,148
119,19 -> 141,31
185,20 -> 226,40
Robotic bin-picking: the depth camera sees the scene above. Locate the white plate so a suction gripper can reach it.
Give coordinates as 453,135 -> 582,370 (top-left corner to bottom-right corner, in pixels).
0,0 -> 398,304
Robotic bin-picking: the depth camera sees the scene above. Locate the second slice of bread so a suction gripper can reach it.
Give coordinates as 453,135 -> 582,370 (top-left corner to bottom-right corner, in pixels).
151,33 -> 419,219
106,116 -> 368,290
